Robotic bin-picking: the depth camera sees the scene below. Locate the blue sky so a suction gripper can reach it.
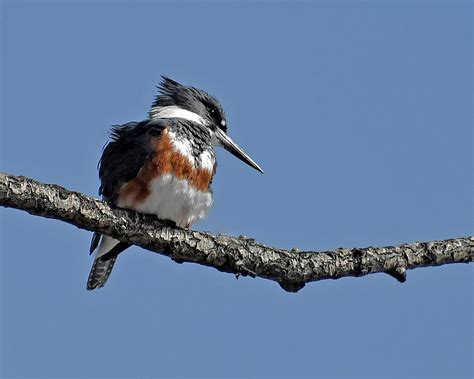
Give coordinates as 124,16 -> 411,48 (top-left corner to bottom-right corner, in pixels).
1,1 -> 472,378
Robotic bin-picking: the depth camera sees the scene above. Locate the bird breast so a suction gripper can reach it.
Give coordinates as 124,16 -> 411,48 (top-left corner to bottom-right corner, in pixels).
117,129 -> 215,227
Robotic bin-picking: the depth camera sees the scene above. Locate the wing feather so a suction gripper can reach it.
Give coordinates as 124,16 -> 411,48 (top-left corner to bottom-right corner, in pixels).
97,120 -> 166,203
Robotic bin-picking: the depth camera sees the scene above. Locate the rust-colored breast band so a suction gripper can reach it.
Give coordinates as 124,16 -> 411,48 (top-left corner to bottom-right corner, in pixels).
119,129 -> 213,205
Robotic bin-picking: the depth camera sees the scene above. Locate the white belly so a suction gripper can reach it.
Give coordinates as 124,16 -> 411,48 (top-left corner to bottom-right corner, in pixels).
120,173 -> 213,228
95,175 -> 212,258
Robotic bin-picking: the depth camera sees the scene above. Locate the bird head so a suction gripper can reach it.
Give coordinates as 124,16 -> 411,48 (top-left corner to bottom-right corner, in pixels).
150,76 -> 263,173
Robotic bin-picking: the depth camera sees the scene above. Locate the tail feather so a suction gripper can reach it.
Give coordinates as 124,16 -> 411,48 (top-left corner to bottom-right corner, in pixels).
90,232 -> 101,254
87,234 -> 131,290
87,256 -> 117,290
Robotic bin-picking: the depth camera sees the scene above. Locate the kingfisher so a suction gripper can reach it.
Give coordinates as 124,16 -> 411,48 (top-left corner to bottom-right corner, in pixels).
87,76 -> 263,290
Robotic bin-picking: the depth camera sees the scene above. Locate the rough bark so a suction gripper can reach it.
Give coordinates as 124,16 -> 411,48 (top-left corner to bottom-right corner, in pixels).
1,172 -> 472,292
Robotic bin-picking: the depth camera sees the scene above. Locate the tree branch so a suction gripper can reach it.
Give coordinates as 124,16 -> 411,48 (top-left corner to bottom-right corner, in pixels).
1,172 -> 472,292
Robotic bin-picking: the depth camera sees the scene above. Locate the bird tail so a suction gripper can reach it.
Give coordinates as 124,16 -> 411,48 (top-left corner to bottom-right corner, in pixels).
87,256 -> 118,290
87,233 -> 129,291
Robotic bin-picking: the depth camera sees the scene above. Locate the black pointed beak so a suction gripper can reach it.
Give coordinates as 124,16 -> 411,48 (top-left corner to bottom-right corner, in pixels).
215,129 -> 264,173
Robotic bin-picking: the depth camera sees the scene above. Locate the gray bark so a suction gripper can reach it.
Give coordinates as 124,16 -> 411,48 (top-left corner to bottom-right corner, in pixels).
1,172 -> 472,292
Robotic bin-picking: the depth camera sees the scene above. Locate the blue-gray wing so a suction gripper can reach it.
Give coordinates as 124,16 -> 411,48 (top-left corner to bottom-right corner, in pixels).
97,119 -> 166,203
88,119 -> 166,256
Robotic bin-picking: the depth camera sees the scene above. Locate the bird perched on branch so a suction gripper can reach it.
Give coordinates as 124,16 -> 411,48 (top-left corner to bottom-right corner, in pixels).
87,76 -> 263,290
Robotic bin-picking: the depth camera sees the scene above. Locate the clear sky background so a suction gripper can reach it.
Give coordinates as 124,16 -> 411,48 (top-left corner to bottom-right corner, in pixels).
1,1 -> 472,378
